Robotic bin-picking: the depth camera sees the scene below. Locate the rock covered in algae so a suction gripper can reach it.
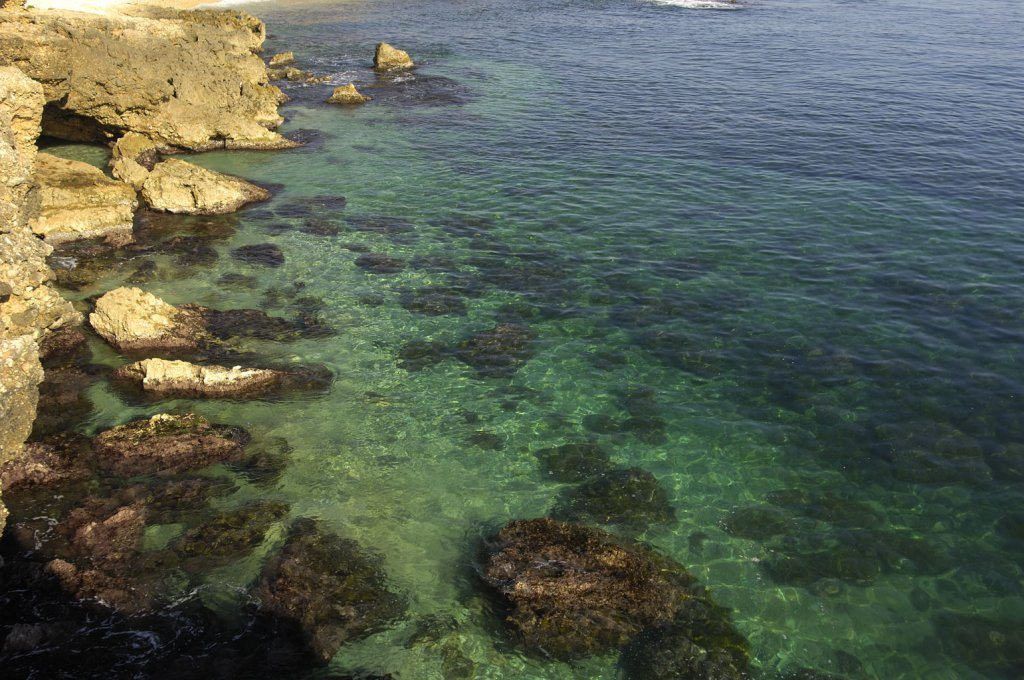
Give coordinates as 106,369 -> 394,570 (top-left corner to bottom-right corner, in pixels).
454,323 -> 537,378
172,499 -> 289,571
554,466 -> 675,529
327,83 -> 371,105
479,518 -> 747,665
373,42 -> 414,71
256,518 -> 406,663
91,413 -> 249,476
534,441 -> 613,482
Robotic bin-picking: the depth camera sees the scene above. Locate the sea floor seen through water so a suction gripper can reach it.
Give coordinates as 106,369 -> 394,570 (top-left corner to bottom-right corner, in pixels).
17,0 -> 1024,677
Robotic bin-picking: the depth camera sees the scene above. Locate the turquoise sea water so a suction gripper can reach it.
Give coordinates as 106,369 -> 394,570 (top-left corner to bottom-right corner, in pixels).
39,0 -> 1024,677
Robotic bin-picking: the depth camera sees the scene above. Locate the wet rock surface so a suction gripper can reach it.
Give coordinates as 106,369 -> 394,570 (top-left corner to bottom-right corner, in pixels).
554,466 -> 675,529
479,518 -> 748,665
171,499 -> 289,571
256,517 -> 406,663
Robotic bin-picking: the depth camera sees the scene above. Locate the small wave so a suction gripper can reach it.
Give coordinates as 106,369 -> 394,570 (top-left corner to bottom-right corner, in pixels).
647,0 -> 744,9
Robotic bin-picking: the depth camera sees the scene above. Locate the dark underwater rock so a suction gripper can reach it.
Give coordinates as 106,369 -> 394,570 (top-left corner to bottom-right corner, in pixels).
722,505 -> 792,541
164,234 -> 219,266
468,431 -> 504,451
399,286 -> 468,316
172,500 -> 290,571
355,253 -> 406,274
231,243 -> 285,267
621,595 -> 750,680
345,214 -> 414,235
765,490 -> 883,529
534,442 -> 613,483
582,413 -> 621,434
931,611 -> 1024,679
479,518 -> 744,662
256,518 -> 406,663
554,467 -> 675,529
0,433 -> 94,491
91,413 -> 249,476
198,306 -> 332,342
397,339 -> 449,371
454,323 -> 536,378
217,272 -> 258,288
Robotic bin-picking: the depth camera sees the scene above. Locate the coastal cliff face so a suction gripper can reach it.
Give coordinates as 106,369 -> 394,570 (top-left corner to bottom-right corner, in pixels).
0,6 -> 292,151
0,66 -> 79,533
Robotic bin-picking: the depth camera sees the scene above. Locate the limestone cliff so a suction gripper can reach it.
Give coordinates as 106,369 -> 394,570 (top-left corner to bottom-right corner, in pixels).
0,6 -> 293,151
0,66 -> 80,534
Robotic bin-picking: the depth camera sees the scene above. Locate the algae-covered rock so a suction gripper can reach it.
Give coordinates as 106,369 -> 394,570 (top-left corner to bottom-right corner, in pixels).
327,83 -> 371,105
256,518 -> 406,663
373,42 -> 414,71
534,442 -> 613,482
722,505 -> 792,541
479,518 -> 743,661
231,242 -> 284,267
454,323 -> 536,378
89,286 -> 209,352
554,466 -> 675,529
141,159 -> 269,215
91,413 -> 249,476
172,499 -> 289,570
30,152 -> 137,245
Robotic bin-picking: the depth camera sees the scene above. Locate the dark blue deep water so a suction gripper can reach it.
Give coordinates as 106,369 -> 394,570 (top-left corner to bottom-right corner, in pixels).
29,0 -> 1024,677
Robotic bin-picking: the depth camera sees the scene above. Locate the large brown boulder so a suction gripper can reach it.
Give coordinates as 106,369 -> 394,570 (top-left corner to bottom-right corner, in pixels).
31,152 -> 138,244
140,158 -> 269,215
88,286 -> 208,353
0,7 -> 293,151
373,42 -> 414,71
479,517 -> 750,675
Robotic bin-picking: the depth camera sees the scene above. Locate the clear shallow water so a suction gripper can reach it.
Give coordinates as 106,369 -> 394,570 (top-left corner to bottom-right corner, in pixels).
60,0 -> 1024,677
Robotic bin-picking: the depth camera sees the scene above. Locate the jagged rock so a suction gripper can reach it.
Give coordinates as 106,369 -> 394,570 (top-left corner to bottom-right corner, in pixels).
373,42 -> 414,71
0,65 -> 42,233
0,432 -> 93,491
0,335 -> 43,476
141,158 -> 269,215
109,132 -> 158,190
91,413 -> 249,476
479,518 -> 745,662
268,51 -> 295,67
1,233 -> 80,338
0,7 -> 292,151
89,286 -> 208,352
30,152 -> 137,244
327,84 -> 371,105
257,518 -> 406,663
113,358 -> 284,397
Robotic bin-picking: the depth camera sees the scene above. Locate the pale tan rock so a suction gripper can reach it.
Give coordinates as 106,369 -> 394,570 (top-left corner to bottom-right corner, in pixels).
268,51 -> 294,67
115,357 -> 283,397
0,7 -> 293,151
373,42 -> 414,71
30,152 -> 138,244
140,158 -> 269,215
110,132 -> 158,190
0,66 -> 43,234
0,335 -> 43,469
327,83 -> 371,106
89,286 -> 207,352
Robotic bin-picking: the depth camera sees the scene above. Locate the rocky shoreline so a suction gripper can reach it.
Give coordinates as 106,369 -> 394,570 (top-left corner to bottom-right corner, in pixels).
0,2 -> 752,677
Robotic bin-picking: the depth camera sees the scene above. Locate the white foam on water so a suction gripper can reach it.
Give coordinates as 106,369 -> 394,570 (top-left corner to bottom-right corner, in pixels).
647,0 -> 744,9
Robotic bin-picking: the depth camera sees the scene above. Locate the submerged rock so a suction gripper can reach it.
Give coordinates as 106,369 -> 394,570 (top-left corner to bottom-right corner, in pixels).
89,286 -> 208,353
327,84 -> 371,105
396,339 -> 448,371
0,432 -> 93,491
373,42 -> 414,71
355,252 -> 406,274
256,518 -> 406,663
722,505 -> 792,541
399,286 -> 467,316
534,442 -> 613,482
479,518 -> 745,662
91,413 -> 249,476
454,323 -> 536,378
172,499 -> 289,571
141,159 -> 269,215
231,242 -> 285,267
554,466 -> 675,529
31,152 -> 137,245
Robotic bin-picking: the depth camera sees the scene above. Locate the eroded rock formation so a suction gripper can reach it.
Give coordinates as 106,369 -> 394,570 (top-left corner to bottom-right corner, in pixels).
373,42 -> 414,71
88,286 -> 209,353
327,84 -> 371,105
140,158 -> 269,215
0,6 -> 293,151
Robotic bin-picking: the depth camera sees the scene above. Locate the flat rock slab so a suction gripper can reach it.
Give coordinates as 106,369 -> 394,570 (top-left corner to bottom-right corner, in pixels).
141,159 -> 269,215
113,358 -> 284,397
31,153 -> 137,245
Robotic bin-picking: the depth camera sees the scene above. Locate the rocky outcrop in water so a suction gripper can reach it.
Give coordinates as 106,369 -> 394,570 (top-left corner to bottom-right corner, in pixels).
109,132 -> 159,190
140,158 -> 270,215
327,84 -> 371,105
373,42 -> 414,71
31,152 -> 137,244
88,286 -> 208,353
0,6 -> 292,151
479,517 -> 749,676
113,358 -> 285,398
